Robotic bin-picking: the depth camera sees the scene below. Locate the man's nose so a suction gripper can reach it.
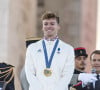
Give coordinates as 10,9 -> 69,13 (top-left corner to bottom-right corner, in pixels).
81,58 -> 85,61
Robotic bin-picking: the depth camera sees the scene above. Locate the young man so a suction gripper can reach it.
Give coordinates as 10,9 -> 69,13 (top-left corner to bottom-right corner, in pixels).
74,47 -> 88,74
69,47 -> 88,90
25,11 -> 74,90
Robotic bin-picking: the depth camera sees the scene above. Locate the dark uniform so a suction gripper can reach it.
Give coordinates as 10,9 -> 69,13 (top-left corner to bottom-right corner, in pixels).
69,47 -> 88,90
95,79 -> 100,90
74,69 -> 83,74
0,63 -> 15,90
69,68 -> 88,90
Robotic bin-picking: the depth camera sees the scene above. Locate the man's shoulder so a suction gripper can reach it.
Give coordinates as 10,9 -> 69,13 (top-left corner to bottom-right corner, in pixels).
59,40 -> 74,50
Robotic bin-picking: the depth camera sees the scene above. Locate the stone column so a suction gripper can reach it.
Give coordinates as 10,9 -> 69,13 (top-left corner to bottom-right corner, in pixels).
96,0 -> 100,49
81,0 -> 97,72
0,0 -> 37,89
0,0 -> 9,62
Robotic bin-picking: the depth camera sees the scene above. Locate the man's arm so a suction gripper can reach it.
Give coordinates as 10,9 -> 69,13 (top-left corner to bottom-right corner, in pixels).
54,47 -> 75,90
25,46 -> 43,90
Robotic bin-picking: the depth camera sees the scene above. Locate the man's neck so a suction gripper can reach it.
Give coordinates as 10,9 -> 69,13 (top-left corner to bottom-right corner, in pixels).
75,68 -> 84,72
44,36 -> 58,41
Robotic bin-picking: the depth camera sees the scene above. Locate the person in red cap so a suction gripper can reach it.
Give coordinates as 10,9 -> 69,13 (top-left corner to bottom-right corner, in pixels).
69,47 -> 88,90
74,47 -> 88,74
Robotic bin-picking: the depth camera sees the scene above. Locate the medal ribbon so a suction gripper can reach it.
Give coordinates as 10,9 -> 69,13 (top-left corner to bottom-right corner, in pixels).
42,39 -> 59,68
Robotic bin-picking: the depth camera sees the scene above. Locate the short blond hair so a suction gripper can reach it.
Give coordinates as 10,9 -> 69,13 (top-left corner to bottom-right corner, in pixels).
41,11 -> 59,24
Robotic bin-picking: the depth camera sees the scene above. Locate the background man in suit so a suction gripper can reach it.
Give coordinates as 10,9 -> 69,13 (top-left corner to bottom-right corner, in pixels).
88,50 -> 100,90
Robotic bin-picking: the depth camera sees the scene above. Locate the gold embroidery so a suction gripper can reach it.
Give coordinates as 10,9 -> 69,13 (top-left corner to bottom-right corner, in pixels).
0,66 -> 14,84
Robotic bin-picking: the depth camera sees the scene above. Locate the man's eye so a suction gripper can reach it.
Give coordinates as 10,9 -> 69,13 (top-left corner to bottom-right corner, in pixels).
50,22 -> 55,25
93,59 -> 96,62
51,23 -> 55,25
44,23 -> 48,25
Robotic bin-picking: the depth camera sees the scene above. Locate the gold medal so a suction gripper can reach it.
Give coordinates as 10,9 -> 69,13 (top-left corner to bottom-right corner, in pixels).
44,68 -> 52,77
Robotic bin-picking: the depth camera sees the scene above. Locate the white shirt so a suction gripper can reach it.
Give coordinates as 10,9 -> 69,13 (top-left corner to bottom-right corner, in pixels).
25,39 -> 74,90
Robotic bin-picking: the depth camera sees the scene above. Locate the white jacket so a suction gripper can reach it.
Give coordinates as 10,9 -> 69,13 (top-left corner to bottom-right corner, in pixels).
25,39 -> 74,90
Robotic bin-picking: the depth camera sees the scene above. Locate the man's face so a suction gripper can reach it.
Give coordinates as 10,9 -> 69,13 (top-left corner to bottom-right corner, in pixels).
75,56 -> 87,71
91,54 -> 100,74
42,18 -> 60,38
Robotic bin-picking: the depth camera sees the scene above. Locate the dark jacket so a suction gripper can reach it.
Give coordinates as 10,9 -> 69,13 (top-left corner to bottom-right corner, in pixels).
74,69 -> 83,74
0,63 -> 15,90
95,80 -> 100,90
69,69 -> 88,90
86,79 -> 100,90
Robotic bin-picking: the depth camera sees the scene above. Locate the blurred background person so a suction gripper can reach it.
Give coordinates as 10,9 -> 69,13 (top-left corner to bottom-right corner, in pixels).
88,50 -> 100,90
69,47 -> 88,90
74,47 -> 88,74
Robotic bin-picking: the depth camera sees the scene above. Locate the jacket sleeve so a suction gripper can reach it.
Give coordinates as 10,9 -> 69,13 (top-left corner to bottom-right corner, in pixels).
54,47 -> 75,90
69,74 -> 79,87
25,46 -> 43,90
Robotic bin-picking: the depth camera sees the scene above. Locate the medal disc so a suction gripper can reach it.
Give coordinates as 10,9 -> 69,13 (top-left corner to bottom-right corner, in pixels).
44,68 -> 52,77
